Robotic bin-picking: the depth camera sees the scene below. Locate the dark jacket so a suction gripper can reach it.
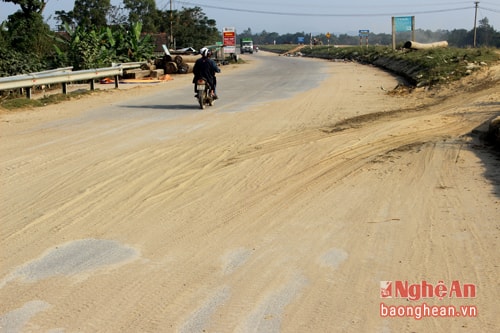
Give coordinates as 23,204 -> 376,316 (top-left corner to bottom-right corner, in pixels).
192,57 -> 220,89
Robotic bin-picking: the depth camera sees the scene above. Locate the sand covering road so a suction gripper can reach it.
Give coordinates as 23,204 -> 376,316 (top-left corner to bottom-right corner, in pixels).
1,53 -> 499,332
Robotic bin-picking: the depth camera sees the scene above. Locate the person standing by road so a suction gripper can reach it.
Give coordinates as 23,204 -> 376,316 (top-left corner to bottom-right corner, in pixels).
192,47 -> 221,99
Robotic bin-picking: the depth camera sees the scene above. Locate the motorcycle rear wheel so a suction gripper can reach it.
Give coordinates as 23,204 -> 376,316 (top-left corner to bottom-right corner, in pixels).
198,90 -> 205,109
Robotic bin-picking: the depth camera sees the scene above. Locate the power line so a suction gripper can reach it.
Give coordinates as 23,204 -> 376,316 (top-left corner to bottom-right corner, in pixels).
481,1 -> 500,7
189,0 -> 474,10
177,1 -> 473,17
482,7 -> 500,14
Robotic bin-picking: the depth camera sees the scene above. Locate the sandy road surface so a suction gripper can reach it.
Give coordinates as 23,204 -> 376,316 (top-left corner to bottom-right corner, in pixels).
1,52 -> 499,332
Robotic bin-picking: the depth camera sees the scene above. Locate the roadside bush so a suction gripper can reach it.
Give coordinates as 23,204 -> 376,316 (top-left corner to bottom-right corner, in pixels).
0,46 -> 46,77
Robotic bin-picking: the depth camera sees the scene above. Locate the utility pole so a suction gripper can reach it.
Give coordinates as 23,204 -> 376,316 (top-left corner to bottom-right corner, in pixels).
473,1 -> 479,47
170,0 -> 173,49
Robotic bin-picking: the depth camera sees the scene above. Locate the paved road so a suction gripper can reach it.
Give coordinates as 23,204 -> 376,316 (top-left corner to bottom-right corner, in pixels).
93,54 -> 329,118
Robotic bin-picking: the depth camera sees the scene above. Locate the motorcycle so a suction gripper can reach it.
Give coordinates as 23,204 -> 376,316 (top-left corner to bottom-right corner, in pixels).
195,78 -> 215,110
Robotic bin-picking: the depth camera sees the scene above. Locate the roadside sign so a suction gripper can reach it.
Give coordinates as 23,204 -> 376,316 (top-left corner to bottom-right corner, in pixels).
358,29 -> 370,37
394,16 -> 413,32
223,27 -> 235,46
326,32 -> 331,39
359,30 -> 369,47
223,27 -> 236,54
392,16 -> 415,49
224,46 -> 236,54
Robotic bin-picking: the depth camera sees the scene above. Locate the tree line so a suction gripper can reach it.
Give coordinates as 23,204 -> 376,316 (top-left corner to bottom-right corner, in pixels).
240,17 -> 499,48
1,1 -> 499,77
0,0 -> 220,76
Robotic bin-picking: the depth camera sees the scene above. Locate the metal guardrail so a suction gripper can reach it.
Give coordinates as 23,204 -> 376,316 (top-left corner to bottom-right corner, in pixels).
0,62 -> 146,99
111,62 -> 147,70
12,67 -> 74,77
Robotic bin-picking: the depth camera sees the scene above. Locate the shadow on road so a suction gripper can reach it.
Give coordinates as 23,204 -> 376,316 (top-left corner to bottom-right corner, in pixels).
471,117 -> 500,199
119,104 -> 200,110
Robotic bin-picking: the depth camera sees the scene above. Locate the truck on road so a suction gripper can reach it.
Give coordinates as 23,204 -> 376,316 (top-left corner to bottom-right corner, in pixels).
240,38 -> 254,54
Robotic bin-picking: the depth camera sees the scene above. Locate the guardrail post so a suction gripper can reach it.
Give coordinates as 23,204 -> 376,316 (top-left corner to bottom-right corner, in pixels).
114,75 -> 119,89
90,80 -> 95,90
62,82 -> 68,95
26,87 -> 32,99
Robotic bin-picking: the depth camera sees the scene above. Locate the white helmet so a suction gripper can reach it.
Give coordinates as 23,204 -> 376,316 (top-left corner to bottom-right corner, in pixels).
200,47 -> 209,57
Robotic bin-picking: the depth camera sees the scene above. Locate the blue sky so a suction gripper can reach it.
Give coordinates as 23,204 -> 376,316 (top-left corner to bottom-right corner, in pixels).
1,0 -> 499,35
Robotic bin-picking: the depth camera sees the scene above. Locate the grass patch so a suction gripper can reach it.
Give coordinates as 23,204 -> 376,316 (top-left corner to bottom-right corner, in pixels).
1,89 -> 94,111
301,45 -> 499,87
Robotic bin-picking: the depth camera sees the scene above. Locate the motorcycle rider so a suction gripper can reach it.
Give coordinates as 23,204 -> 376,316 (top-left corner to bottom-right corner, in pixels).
192,47 -> 221,99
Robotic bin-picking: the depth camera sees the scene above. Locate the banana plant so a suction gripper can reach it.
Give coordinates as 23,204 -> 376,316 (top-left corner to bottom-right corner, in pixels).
119,22 -> 154,62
